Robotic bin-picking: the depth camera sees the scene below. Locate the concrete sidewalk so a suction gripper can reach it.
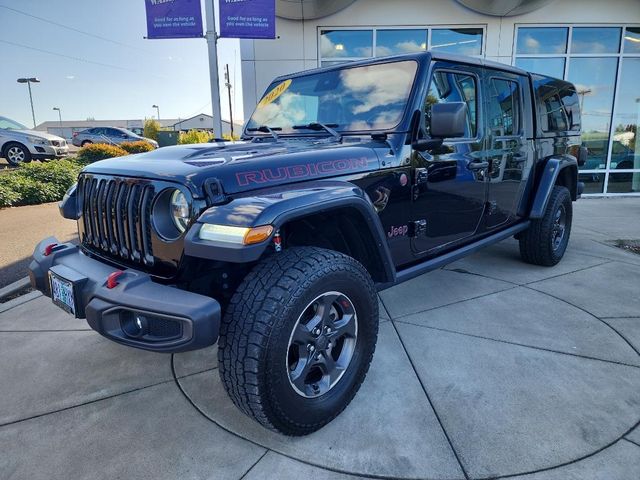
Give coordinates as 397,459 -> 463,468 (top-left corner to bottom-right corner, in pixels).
1,198 -> 639,479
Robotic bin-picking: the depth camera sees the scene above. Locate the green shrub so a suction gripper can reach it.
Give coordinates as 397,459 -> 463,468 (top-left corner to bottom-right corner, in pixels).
178,129 -> 213,144
0,180 -> 21,208
0,158 -> 84,208
144,119 -> 161,141
76,143 -> 128,164
120,140 -> 155,154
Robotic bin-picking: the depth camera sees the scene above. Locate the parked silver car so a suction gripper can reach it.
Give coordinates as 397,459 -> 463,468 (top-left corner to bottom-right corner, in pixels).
72,127 -> 158,148
0,116 -> 69,166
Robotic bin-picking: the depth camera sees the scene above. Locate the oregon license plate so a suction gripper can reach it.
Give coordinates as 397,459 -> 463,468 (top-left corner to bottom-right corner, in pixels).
50,272 -> 77,316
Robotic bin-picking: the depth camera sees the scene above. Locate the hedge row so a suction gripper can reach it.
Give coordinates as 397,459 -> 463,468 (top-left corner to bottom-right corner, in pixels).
0,159 -> 84,208
0,141 -> 149,208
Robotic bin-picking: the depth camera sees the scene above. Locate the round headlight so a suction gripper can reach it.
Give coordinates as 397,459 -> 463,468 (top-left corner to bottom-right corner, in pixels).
170,190 -> 190,233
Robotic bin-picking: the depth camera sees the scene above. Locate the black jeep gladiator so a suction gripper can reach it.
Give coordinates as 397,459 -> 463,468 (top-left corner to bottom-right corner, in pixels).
30,52 -> 586,436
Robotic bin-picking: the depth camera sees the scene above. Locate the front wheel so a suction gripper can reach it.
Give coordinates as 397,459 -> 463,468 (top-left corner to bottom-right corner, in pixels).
3,143 -> 31,166
519,185 -> 572,266
218,247 -> 379,435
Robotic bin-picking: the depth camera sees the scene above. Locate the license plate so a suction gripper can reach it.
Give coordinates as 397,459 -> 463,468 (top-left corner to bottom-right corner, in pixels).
50,272 -> 77,316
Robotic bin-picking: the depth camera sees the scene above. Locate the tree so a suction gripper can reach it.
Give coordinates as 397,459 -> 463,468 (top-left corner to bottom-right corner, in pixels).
143,119 -> 161,141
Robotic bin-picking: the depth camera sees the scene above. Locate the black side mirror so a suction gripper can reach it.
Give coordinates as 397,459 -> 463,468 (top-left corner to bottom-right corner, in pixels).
412,138 -> 443,152
430,102 -> 468,139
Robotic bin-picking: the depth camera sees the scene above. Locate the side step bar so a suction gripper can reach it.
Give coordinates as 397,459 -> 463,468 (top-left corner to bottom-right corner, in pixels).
378,221 -> 530,291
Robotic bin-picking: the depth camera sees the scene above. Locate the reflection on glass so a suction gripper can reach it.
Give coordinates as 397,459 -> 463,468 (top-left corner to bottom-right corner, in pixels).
515,57 -> 565,78
487,79 -> 520,135
624,27 -> 640,53
320,30 -> 373,58
516,28 -> 568,54
376,29 -> 427,56
247,60 -> 418,133
431,28 -> 483,55
610,57 -> 640,192
579,173 -> 604,194
571,28 -> 621,54
608,173 -> 640,193
568,57 -> 618,170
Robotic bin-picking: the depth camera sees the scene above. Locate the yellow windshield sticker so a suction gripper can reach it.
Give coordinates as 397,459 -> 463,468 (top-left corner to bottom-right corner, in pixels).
257,79 -> 292,108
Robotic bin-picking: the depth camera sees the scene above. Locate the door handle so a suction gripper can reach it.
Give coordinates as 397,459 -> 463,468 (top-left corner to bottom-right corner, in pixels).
467,161 -> 489,171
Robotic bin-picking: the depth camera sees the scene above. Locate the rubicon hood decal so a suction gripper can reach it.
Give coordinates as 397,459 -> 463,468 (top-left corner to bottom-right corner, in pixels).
82,140 -> 382,197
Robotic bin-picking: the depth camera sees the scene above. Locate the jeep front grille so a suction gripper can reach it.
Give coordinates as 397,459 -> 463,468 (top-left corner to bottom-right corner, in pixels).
79,175 -> 155,267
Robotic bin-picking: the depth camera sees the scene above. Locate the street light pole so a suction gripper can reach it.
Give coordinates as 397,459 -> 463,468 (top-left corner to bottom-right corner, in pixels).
53,107 -> 62,127
204,0 -> 223,139
225,63 -> 234,139
152,104 -> 160,122
17,77 -> 40,128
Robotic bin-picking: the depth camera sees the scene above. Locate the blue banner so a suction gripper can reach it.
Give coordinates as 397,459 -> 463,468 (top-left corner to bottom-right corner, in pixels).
219,0 -> 276,39
145,0 -> 203,39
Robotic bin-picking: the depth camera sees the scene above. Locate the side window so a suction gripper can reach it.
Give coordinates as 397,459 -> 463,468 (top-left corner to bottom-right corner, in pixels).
487,78 -> 521,136
425,70 -> 477,138
532,75 -> 572,133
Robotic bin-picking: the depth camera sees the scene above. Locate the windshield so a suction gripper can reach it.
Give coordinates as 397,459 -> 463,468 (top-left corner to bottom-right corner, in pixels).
246,60 -> 418,135
0,116 -> 28,130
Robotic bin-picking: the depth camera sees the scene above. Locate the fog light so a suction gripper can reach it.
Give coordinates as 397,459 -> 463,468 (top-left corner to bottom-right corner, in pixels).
122,313 -> 148,338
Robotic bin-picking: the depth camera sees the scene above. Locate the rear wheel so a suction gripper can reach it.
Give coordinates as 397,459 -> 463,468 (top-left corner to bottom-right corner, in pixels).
519,185 -> 572,266
3,143 -> 31,166
218,247 -> 379,435
81,140 -> 92,147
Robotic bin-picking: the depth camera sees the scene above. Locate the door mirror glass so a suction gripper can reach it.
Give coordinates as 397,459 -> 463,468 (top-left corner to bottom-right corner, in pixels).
430,102 -> 468,138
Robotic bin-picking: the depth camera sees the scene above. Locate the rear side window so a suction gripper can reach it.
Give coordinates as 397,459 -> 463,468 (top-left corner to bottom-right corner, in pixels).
487,78 -> 521,136
532,75 -> 581,134
425,70 -> 478,138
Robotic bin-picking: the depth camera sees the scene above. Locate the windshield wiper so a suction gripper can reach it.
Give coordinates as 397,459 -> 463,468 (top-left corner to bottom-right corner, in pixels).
292,122 -> 341,141
246,125 -> 281,141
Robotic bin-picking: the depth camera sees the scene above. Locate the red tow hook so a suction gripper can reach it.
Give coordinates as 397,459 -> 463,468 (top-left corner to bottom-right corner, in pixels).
43,243 -> 58,256
106,270 -> 125,289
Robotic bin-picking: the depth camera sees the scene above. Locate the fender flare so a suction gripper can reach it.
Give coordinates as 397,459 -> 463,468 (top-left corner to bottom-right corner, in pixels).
184,180 -> 396,283
529,156 -> 578,219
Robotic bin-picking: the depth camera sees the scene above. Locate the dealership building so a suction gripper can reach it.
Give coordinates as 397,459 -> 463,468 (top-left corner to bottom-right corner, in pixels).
239,0 -> 640,196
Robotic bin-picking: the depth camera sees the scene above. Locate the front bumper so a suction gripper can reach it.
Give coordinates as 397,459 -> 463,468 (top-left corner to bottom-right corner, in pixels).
29,237 -> 221,353
29,144 -> 69,159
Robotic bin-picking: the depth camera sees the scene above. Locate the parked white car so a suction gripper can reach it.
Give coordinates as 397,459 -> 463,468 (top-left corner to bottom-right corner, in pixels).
0,116 -> 69,166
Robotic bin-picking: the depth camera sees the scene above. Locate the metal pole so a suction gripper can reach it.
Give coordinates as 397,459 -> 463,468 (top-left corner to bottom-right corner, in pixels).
57,109 -> 62,126
225,63 -> 234,139
204,0 -> 223,138
27,81 -> 36,128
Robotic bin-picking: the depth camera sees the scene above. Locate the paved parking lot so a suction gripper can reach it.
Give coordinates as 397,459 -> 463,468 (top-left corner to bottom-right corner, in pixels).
1,198 -> 639,479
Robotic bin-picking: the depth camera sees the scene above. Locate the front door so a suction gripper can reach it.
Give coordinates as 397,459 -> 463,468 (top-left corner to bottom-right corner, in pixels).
411,64 -> 487,256
483,72 -> 531,229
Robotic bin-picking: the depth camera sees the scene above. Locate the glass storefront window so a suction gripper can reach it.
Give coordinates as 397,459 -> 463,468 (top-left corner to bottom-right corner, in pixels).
623,27 -> 640,53
568,57 -> 618,170
515,57 -> 565,78
376,29 -> 427,56
320,30 -> 373,59
431,28 -> 483,55
579,173 -> 605,194
571,28 -> 621,54
516,27 -> 568,54
610,57 -> 640,176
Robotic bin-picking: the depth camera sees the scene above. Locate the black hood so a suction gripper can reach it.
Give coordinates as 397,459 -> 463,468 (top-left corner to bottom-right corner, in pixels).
82,139 -> 385,197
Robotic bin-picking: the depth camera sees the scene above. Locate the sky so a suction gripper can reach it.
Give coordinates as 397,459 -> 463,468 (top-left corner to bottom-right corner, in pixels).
0,0 -> 243,128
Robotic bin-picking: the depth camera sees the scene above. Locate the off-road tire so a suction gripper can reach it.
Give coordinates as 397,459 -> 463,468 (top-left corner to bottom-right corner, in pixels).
218,247 -> 379,436
519,185 -> 572,266
3,142 -> 31,166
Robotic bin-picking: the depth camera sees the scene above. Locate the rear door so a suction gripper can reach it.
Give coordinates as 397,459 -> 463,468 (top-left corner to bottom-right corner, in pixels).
410,62 -> 487,256
482,71 -> 532,229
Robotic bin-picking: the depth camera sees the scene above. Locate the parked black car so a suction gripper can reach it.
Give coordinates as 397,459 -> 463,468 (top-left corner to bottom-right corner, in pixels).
30,52 -> 585,436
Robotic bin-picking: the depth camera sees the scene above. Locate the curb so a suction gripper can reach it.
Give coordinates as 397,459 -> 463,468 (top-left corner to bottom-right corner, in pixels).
0,277 -> 31,302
